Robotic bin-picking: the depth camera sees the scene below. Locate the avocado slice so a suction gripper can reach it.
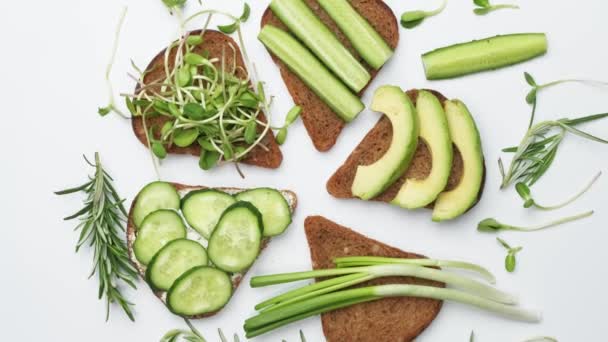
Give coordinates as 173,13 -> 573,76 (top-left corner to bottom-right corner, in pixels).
432,100 -> 484,221
391,91 -> 453,209
351,86 -> 419,200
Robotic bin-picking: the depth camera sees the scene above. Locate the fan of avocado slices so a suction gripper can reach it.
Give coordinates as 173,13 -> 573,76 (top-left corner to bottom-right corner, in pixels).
329,86 -> 485,221
126,181 -> 297,318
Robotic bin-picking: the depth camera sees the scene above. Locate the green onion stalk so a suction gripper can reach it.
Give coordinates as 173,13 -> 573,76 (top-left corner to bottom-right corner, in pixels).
245,257 -> 540,338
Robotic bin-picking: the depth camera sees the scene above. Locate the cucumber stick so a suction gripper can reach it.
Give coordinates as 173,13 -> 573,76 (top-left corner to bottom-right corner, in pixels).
270,0 -> 370,92
422,33 -> 548,80
317,0 -> 393,70
259,25 -> 364,122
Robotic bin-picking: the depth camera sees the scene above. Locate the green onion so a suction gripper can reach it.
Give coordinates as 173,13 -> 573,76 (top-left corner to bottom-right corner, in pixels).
333,256 -> 496,284
317,0 -> 394,69
245,259 -> 539,337
258,25 -> 364,122
269,0 -> 371,92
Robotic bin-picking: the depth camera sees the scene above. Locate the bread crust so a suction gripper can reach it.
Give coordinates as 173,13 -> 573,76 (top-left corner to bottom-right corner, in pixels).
131,30 -> 283,169
126,182 -> 297,319
261,0 -> 399,151
305,216 -> 443,342
327,89 -> 487,211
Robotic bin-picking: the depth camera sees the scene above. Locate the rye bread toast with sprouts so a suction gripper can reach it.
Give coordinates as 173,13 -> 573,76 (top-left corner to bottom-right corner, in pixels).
305,216 -> 443,342
327,89 -> 486,209
126,182 -> 298,319
132,30 -> 283,169
261,0 -> 399,151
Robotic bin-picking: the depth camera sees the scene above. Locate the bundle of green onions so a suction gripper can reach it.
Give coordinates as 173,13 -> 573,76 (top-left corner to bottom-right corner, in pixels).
124,7 -> 275,172
244,256 -> 541,338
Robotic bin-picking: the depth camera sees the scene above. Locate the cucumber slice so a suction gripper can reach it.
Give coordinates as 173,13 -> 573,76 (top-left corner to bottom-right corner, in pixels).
258,25 -> 365,122
208,202 -> 263,273
181,189 -> 237,238
422,33 -> 548,80
132,182 -> 180,228
133,210 -> 187,265
270,0 -> 371,92
235,188 -> 291,237
146,239 -> 208,291
167,266 -> 232,316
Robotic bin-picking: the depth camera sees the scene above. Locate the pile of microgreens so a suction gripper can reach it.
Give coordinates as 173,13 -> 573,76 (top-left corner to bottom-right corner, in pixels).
55,153 -> 137,321
400,0 -> 447,29
244,256 -> 540,338
473,0 -> 519,15
101,0 -> 300,178
162,319 -> 307,342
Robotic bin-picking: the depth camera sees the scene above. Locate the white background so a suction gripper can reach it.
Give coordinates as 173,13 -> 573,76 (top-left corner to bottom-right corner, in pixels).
2,0 -> 607,341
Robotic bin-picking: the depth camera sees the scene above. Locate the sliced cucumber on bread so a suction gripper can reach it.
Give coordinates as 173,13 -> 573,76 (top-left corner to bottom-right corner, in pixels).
126,182 -> 297,319
327,88 -> 485,221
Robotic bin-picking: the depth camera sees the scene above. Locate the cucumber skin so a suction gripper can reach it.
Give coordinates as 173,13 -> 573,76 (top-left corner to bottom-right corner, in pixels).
259,25 -> 364,122
180,188 -> 233,207
235,187 -> 292,237
422,33 -> 548,80
145,238 -> 208,292
317,0 -> 394,69
166,266 -> 233,316
270,0 -> 371,92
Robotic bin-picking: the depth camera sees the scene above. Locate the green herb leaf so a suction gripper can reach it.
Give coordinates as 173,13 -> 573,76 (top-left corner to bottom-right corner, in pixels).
125,97 -> 137,116
240,3 -> 251,22
285,106 -> 302,125
218,23 -> 238,34
161,121 -> 174,137
199,150 -> 220,170
400,11 -> 427,28
173,128 -> 199,147
474,0 -> 491,7
98,106 -> 112,116
177,67 -> 192,87
525,88 -> 537,104
152,142 -> 168,159
524,72 -> 537,86
244,121 -> 258,144
276,128 -> 288,145
184,52 -> 207,66
183,103 -> 205,120
186,35 -> 204,46
473,7 -> 492,15
162,0 -> 187,8
505,253 -> 516,272
477,218 -> 504,232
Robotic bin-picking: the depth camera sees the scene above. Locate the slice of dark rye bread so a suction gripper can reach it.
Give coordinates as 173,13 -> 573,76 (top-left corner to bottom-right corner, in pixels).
327,89 -> 487,209
126,182 -> 298,319
131,30 -> 283,169
305,216 -> 443,342
261,0 -> 399,152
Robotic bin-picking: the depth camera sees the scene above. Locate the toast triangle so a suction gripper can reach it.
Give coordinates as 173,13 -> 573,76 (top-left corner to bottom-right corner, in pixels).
327,89 -> 486,211
132,30 -> 283,169
126,182 -> 297,319
261,0 -> 399,151
304,215 -> 443,341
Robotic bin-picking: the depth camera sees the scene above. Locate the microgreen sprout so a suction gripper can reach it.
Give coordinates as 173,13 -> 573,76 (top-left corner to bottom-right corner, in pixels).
246,260 -> 540,338
161,319 -> 307,342
473,0 -> 519,15
499,113 -> 608,188
516,172 -> 601,210
523,337 -> 558,342
524,72 -> 608,128
400,0 -> 447,29
470,331 -> 475,341
276,106 -> 302,145
478,210 -> 594,233
98,7 -> 129,119
496,238 -> 522,272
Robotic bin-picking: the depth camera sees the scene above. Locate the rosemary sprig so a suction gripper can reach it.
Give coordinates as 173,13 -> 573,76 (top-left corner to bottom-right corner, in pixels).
499,113 -> 608,188
55,153 -> 137,321
161,319 -> 307,342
